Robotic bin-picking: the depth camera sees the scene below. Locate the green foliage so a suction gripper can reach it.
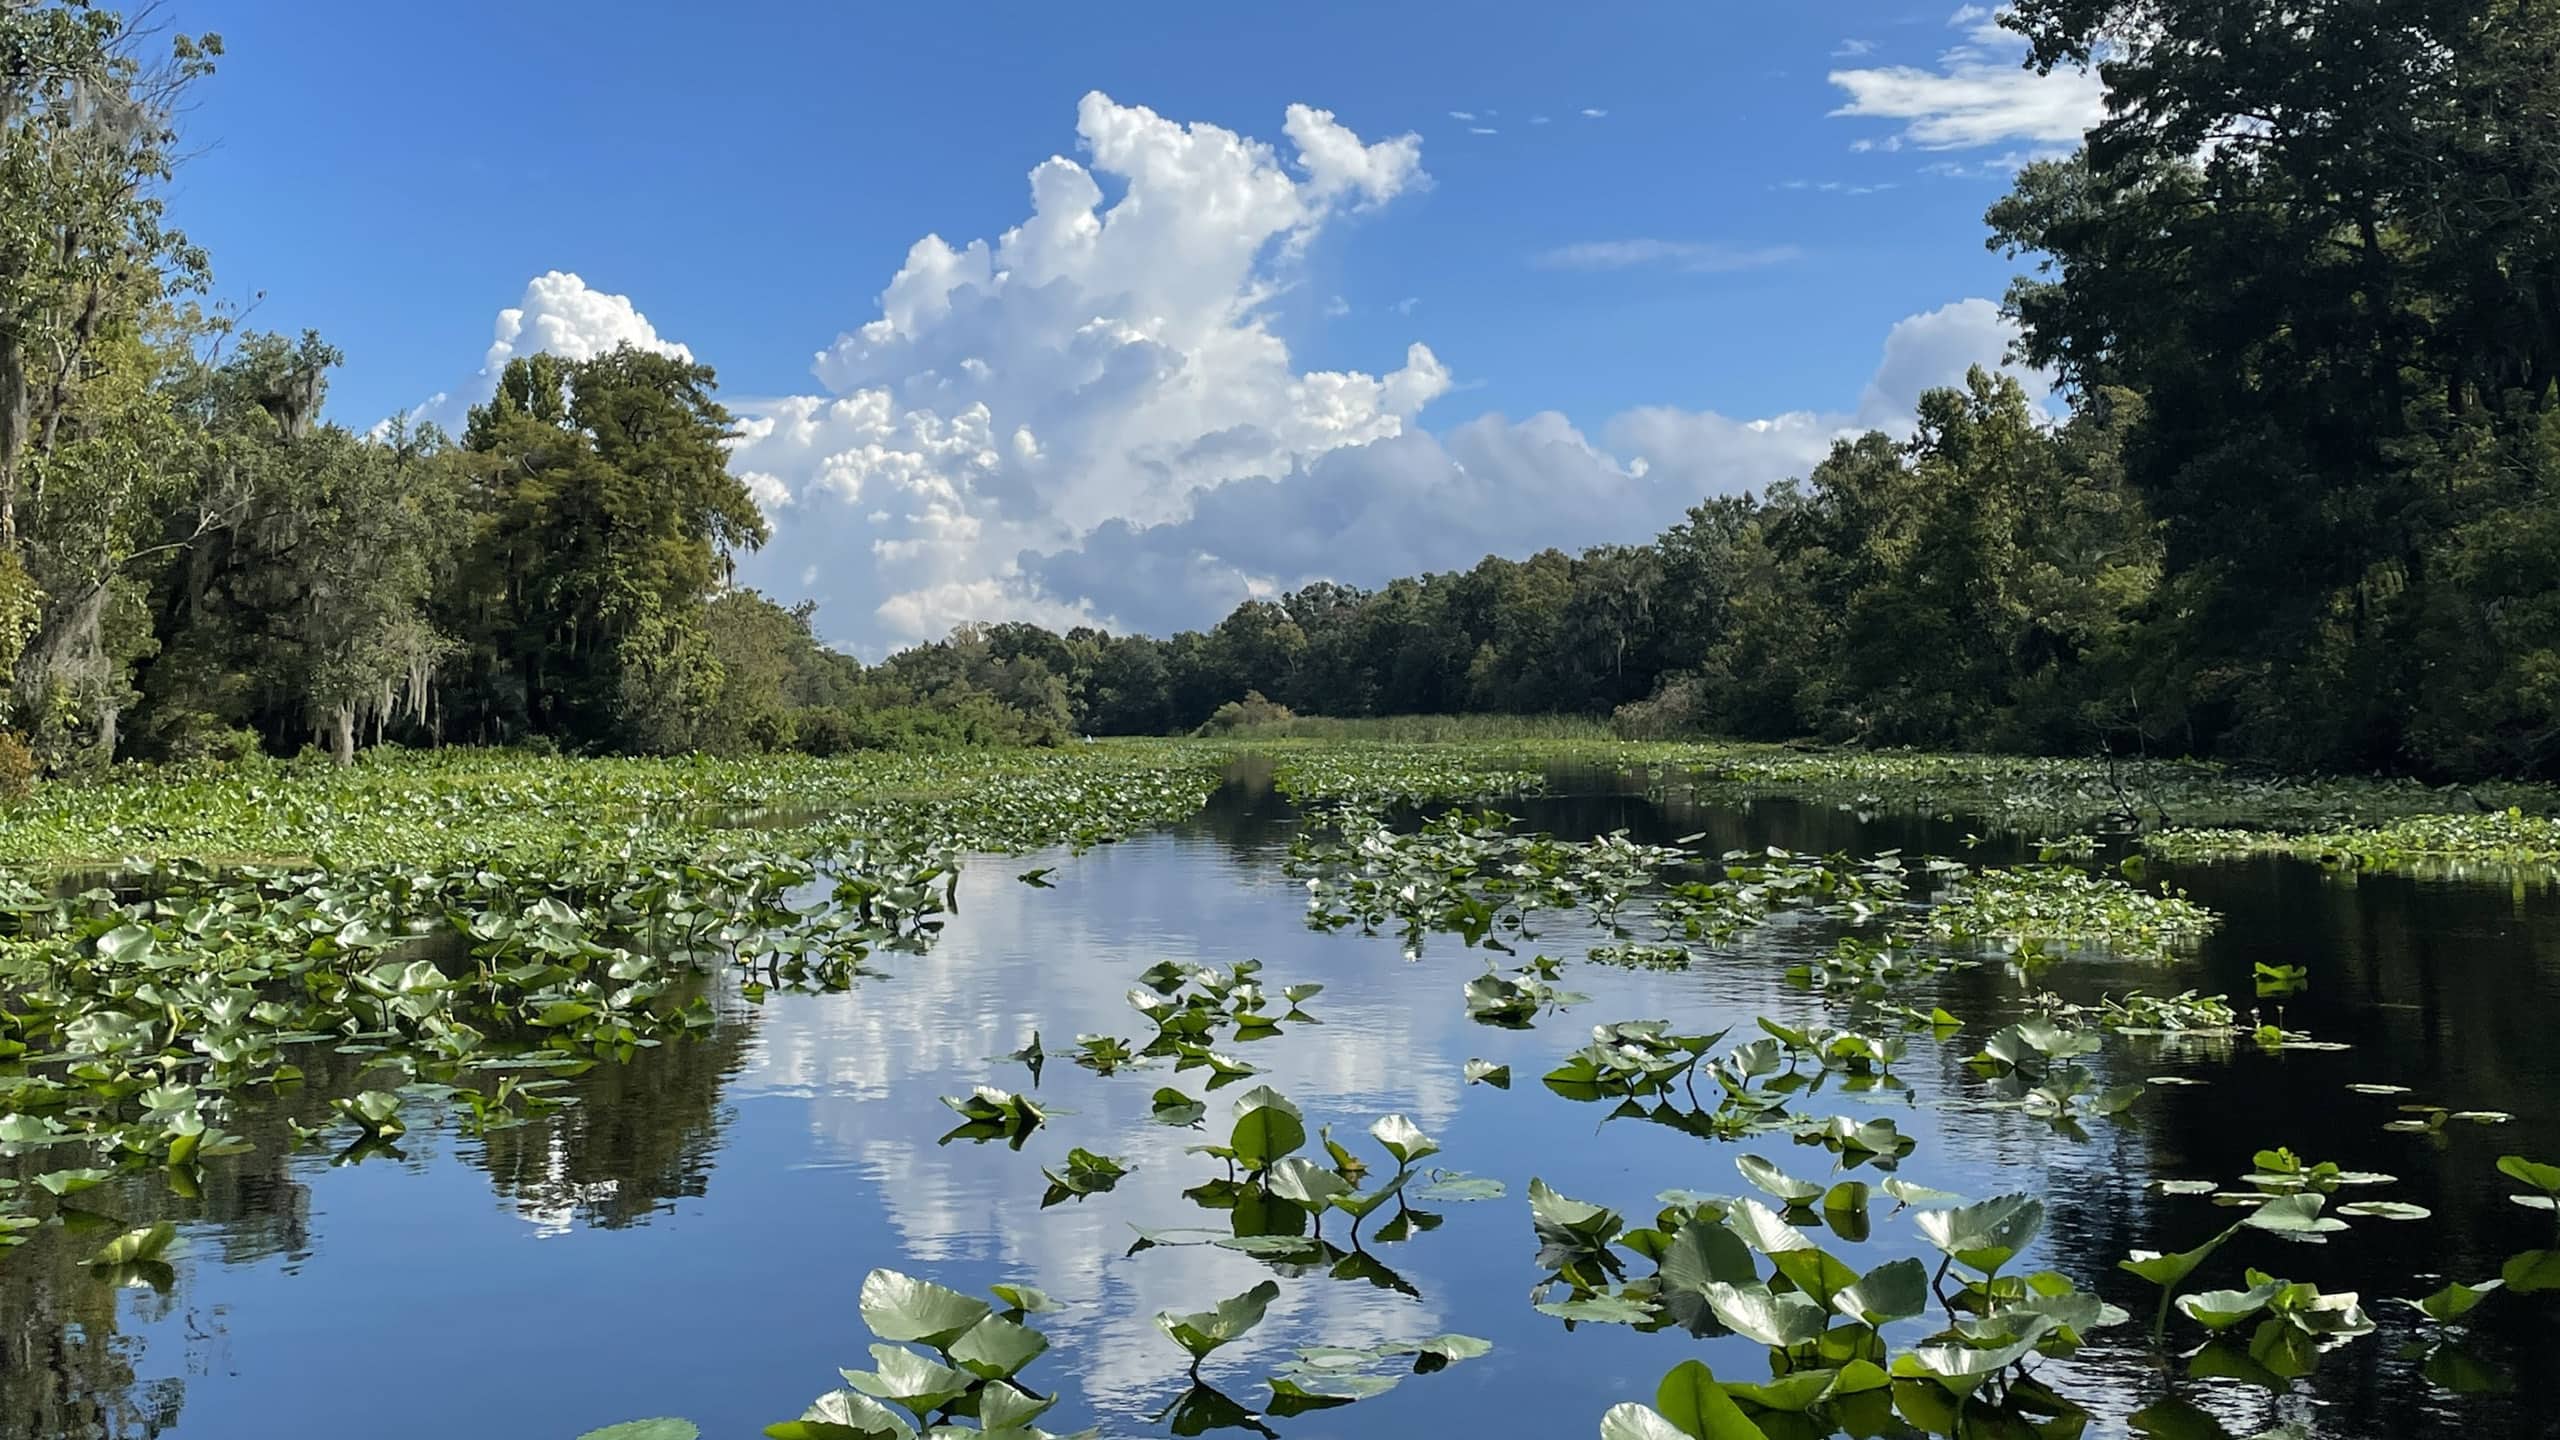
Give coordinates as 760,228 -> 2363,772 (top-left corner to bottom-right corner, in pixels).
1209,712 -> 1618,742
446,346 -> 763,749
697,590 -> 860,754
2153,810 -> 2560,878
1155,1280 -> 1280,1367
757,1267 -> 1088,1439
1927,863 -> 2217,962
576,1423 -> 697,1440
0,729 -> 32,802
0,745 -> 1224,1233
2501,1155 -> 2560,1213
938,1086 -> 1048,1147
1193,689 -> 1296,735
1991,0 -> 2560,776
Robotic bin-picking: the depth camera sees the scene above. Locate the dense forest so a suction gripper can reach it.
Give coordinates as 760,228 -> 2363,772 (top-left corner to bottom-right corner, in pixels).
4,0 -> 2557,779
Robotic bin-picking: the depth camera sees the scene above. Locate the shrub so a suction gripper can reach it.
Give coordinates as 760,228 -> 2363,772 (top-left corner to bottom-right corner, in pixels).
171,722 -> 269,767
1195,691 -> 1296,735
741,705 -> 799,754
1612,677 -> 1708,740
793,706 -> 858,757
0,731 -> 33,803
792,699 -> 1064,754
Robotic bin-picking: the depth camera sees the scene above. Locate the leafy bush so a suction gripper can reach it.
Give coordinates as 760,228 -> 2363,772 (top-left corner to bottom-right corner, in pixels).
793,698 -> 1066,754
132,708 -> 273,767
792,706 -> 858,757
739,705 -> 798,754
1611,678 -> 1708,740
1195,691 -> 1296,735
0,731 -> 34,803
1189,711 -> 1614,743
176,723 -> 269,767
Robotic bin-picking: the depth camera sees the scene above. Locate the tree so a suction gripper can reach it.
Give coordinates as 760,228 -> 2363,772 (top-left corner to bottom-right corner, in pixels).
0,4 -> 221,764
1554,545 -> 1664,710
1203,600 -> 1307,708
125,335 -> 464,763
1991,0 -> 2560,771
1085,631 -> 1174,734
448,345 -> 768,749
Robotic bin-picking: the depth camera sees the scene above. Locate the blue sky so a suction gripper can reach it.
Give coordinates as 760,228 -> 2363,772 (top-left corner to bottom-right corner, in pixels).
170,1 -> 2097,653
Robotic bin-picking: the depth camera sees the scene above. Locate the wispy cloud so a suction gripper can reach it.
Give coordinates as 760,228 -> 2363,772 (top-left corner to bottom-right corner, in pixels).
1833,38 -> 1877,57
1827,6 -> 2101,150
1469,126 -> 1499,135
1529,114 -> 1551,125
1918,148 -> 2068,179
1580,107 -> 1608,118
1448,109 -> 1476,121
1534,239 -> 1803,274
1776,178 -> 1900,196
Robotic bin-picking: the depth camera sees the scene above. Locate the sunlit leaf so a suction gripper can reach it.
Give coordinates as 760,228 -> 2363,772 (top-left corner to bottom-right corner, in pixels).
1834,1256 -> 1929,1327
1914,1193 -> 2043,1273
1735,1154 -> 1823,1205
2407,1278 -> 2501,1324
1654,1359 -> 1771,1439
860,1270 -> 992,1349
1156,1280 -> 1281,1360
2243,1193 -> 2348,1242
577,1422 -> 699,1440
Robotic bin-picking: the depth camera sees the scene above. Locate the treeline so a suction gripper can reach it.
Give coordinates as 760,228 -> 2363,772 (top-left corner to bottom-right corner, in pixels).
878,369 -> 2167,752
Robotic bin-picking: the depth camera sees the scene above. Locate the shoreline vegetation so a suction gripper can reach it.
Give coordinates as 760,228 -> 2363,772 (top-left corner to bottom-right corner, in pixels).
0,734 -> 2552,876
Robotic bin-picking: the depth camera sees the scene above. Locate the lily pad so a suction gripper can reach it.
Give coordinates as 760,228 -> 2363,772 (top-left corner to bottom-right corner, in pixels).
859,1269 -> 992,1349
1914,1193 -> 2044,1274
1156,1280 -> 1281,1361
577,1423 -> 699,1440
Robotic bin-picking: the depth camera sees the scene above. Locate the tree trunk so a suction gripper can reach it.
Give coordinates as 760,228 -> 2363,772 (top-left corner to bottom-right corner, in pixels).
13,581 -> 113,768
0,330 -> 25,552
332,706 -> 355,766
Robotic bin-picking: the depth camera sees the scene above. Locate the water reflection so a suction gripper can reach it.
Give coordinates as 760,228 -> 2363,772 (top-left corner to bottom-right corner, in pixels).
2,763 -> 2556,1438
472,1010 -> 756,1234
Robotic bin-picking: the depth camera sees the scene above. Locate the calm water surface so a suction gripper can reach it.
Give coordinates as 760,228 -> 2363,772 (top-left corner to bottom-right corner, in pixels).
7,761 -> 2558,1439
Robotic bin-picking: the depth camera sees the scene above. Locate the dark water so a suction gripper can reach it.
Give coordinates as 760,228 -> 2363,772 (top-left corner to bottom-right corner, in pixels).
6,761 -> 2558,1439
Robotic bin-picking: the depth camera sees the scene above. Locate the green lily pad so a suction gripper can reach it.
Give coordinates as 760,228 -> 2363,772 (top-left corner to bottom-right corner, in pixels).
1156,1280 -> 1280,1360
858,1269 -> 991,1349
577,1422 -> 699,1440
1914,1193 -> 2043,1273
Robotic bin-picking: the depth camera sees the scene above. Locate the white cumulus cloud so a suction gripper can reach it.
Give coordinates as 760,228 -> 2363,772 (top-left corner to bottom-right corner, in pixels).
379,271 -> 692,437
1828,6 -> 2101,151
718,91 -> 1445,647
1020,300 -> 2048,636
